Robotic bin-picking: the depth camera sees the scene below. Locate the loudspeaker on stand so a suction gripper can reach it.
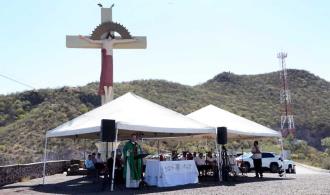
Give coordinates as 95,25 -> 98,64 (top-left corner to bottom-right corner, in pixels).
101,119 -> 116,142
217,127 -> 227,145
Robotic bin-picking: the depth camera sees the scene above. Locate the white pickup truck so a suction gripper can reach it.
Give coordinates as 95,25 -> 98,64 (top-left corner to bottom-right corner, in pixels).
235,152 -> 296,173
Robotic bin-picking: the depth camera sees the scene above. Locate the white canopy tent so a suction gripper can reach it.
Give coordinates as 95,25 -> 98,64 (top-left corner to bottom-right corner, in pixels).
43,92 -> 218,187
46,92 -> 215,139
187,104 -> 281,139
187,104 -> 285,178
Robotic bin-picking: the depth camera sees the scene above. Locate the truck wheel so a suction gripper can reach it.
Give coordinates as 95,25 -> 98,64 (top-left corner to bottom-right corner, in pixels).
244,162 -> 251,172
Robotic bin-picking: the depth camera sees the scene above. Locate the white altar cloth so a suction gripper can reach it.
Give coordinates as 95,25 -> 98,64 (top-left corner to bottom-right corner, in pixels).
145,160 -> 199,187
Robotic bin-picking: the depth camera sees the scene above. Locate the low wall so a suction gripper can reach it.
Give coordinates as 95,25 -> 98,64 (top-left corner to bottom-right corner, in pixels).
0,160 -> 70,186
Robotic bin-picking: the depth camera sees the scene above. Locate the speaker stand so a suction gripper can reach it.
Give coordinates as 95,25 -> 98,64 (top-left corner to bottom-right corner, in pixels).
215,142 -> 222,182
106,142 -> 109,160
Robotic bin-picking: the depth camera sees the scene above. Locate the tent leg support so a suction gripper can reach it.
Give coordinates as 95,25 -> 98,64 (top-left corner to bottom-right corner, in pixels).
110,127 -> 118,191
215,139 -> 222,182
42,137 -> 48,185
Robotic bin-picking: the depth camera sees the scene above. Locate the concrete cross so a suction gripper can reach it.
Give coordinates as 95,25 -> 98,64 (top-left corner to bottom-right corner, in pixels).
66,7 -> 147,105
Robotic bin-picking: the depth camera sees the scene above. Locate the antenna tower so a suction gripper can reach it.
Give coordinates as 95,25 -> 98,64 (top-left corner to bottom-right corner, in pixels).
278,52 -> 295,137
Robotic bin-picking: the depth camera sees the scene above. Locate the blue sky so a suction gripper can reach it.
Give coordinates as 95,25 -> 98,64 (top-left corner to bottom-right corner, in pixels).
0,0 -> 329,94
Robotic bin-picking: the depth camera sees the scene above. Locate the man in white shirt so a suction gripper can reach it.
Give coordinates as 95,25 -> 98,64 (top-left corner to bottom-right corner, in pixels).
251,140 -> 263,178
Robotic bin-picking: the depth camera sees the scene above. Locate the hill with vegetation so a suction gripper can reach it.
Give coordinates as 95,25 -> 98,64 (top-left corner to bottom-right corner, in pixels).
0,69 -> 329,168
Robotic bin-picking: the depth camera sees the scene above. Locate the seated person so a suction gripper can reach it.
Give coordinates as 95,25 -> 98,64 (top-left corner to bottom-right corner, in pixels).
91,153 -> 97,164
206,152 -> 218,177
171,150 -> 179,161
194,153 -> 205,166
206,152 -> 217,166
194,153 -> 206,176
187,152 -> 194,160
85,154 -> 96,170
180,151 -> 187,160
96,153 -> 104,163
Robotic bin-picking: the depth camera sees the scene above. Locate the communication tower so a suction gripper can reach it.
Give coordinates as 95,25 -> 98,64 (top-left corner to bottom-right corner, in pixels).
278,52 -> 295,137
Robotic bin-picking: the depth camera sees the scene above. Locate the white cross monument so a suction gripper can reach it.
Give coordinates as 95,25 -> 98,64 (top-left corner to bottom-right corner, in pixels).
66,6 -> 147,191
66,6 -> 147,104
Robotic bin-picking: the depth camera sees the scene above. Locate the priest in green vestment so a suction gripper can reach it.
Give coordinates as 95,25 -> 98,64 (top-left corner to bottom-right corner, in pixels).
123,133 -> 143,188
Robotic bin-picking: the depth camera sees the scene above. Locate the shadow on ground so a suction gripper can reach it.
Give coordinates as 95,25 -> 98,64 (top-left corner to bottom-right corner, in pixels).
1,175 -> 294,195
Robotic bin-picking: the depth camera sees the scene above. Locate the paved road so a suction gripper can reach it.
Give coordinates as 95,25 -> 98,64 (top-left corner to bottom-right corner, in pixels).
1,164 -> 329,195
295,163 -> 329,174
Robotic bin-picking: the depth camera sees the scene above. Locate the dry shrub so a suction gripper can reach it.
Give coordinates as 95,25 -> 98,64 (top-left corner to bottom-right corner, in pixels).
19,176 -> 31,182
321,157 -> 330,170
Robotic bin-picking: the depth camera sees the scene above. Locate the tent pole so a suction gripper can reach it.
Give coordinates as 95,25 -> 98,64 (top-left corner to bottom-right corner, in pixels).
110,126 -> 118,192
215,138 -> 222,182
112,142 -> 114,157
241,147 -> 244,176
84,139 -> 86,160
158,139 -> 160,159
106,142 -> 109,160
42,136 -> 48,185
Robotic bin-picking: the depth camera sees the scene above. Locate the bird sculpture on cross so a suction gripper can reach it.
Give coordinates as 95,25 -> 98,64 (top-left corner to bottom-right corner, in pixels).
66,5 -> 147,105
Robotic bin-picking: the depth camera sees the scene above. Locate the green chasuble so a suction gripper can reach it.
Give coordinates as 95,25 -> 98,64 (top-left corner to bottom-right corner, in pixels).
123,141 -> 142,180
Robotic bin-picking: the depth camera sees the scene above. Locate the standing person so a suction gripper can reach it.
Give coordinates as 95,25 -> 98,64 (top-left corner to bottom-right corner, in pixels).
251,141 -> 263,178
123,133 -> 143,188
115,150 -> 124,184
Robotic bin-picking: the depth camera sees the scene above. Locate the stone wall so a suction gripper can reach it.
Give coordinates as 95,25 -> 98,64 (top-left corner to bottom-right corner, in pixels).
0,160 -> 70,186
